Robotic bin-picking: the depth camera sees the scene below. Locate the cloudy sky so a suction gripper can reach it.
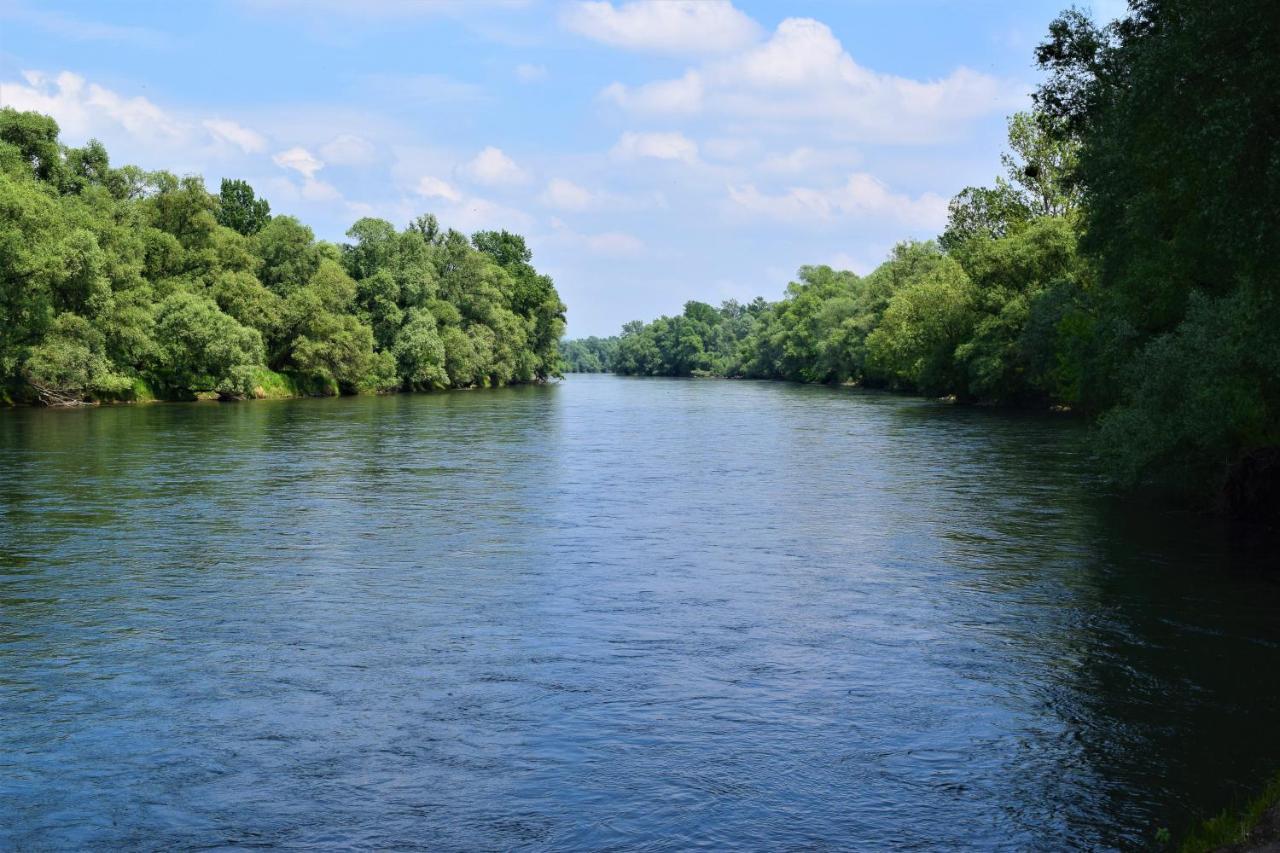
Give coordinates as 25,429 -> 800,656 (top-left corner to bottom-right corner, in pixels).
0,0 -> 1119,336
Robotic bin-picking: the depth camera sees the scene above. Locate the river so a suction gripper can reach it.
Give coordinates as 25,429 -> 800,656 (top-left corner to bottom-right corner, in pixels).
2,374 -> 1278,850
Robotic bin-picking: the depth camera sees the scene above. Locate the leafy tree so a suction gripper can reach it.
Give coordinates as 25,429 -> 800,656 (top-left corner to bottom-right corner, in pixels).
1035,0 -> 1280,501
215,179 -> 270,236
0,108 -> 64,184
256,215 -> 321,296
152,292 -> 263,398
0,110 -> 565,405
866,253 -> 976,394
25,313 -> 131,401
392,308 -> 448,388
559,336 -> 619,373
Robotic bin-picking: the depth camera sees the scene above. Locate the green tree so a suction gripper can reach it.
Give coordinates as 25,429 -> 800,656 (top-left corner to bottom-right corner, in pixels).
215,179 -> 270,236
1035,0 -> 1280,501
24,313 -> 131,402
152,291 -> 264,398
256,215 -> 321,296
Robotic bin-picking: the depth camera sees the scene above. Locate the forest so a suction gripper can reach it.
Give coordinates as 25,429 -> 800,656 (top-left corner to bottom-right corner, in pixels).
561,0 -> 1280,513
0,111 -> 566,406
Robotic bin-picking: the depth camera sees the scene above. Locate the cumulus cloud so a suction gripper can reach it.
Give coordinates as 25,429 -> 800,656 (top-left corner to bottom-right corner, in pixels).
601,17 -> 1022,143
601,71 -> 702,115
270,145 -> 343,204
462,146 -> 528,186
203,118 -> 267,153
416,175 -> 462,202
727,173 -> 948,229
2,70 -> 185,143
273,146 -> 324,179
562,0 -> 761,55
0,69 -> 283,171
611,131 -> 698,164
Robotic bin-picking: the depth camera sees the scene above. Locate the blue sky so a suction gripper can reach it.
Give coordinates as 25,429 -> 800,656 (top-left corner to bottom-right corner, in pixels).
0,0 -> 1121,336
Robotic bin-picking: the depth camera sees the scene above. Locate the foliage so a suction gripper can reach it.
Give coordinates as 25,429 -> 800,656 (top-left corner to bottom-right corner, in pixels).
559,336 -> 618,373
215,178 -> 270,236
0,107 -> 563,404
573,0 -> 1280,515
1034,0 -> 1280,498
1178,772 -> 1280,853
152,291 -> 263,398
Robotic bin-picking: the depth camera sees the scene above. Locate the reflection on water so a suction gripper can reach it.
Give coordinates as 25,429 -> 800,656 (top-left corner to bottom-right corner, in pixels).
1,375 -> 1277,850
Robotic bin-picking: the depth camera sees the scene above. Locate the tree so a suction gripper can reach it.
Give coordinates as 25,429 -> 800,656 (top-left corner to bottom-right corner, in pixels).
215,179 -> 270,236
866,253 -> 976,394
0,108 -> 64,184
24,313 -> 131,403
1035,0 -> 1280,501
392,308 -> 447,388
256,216 -> 321,295
152,292 -> 263,397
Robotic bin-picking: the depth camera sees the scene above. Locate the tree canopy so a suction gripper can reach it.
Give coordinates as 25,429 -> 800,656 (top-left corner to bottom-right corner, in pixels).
0,108 -> 565,404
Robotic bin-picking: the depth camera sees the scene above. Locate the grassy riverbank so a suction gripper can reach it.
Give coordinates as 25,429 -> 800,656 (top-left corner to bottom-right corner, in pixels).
1177,774 -> 1280,852
1,366 -> 548,408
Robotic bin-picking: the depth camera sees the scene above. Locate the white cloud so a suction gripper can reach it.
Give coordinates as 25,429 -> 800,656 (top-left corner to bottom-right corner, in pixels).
541,178 -> 596,211
0,69 -> 287,174
2,70 -> 186,143
515,63 -> 548,83
562,1 -> 761,55
611,131 -> 698,164
601,71 -> 702,115
320,134 -> 376,166
727,173 -> 948,229
601,17 -> 1022,143
548,217 -> 643,256
269,146 -> 346,205
462,146 -> 528,186
826,247 -> 893,276
301,177 -> 342,201
203,118 -> 267,153
448,196 -> 533,232
759,146 -> 862,174
586,231 -> 644,255
273,146 -> 324,179
416,175 -> 462,202
702,136 -> 760,161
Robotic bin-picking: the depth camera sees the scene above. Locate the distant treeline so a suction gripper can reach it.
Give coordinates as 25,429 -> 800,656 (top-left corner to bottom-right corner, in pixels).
562,0 -> 1280,512
0,110 -> 565,406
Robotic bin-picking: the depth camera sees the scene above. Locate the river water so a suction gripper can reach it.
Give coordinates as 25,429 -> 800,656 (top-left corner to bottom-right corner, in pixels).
2,374 -> 1278,850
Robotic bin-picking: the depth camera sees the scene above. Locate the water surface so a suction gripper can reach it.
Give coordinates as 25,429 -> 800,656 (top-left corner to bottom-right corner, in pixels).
2,375 -> 1278,850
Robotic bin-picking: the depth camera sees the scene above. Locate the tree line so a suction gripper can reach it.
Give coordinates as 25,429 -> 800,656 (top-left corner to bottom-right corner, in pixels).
0,110 -> 566,405
561,0 -> 1280,512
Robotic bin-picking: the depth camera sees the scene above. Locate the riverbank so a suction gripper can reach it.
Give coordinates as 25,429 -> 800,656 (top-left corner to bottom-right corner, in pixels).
1,367 -> 550,408
1180,774 -> 1280,852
